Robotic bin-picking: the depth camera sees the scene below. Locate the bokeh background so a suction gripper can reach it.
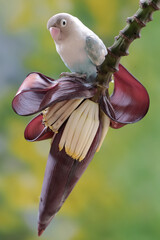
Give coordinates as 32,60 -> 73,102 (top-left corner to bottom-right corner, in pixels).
0,0 -> 160,239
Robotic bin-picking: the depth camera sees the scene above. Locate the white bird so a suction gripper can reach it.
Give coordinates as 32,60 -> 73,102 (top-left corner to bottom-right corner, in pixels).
47,13 -> 107,79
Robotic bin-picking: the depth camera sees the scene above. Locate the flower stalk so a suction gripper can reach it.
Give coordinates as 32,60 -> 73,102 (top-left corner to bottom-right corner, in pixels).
96,0 -> 160,87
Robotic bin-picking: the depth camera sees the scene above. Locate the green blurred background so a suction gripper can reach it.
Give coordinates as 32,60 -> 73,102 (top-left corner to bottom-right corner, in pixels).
0,0 -> 160,239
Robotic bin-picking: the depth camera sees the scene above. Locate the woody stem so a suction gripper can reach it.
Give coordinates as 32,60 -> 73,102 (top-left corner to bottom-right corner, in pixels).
96,0 -> 160,87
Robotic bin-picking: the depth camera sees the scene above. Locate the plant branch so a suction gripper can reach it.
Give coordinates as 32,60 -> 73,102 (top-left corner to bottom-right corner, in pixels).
96,0 -> 160,87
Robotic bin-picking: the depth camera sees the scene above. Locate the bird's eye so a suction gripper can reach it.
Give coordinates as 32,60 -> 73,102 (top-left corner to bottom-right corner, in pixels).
60,19 -> 67,27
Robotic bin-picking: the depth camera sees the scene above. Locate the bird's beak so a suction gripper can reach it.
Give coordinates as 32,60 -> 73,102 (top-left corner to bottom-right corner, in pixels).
49,27 -> 60,41
47,17 -> 60,42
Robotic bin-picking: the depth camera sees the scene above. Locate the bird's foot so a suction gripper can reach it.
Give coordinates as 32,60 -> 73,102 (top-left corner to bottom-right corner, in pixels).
60,72 -> 87,80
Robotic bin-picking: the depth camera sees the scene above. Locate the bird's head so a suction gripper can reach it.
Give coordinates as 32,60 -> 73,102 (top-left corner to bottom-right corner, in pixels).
47,13 -> 78,43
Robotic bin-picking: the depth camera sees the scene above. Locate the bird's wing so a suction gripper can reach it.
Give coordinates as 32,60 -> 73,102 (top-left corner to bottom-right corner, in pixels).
85,36 -> 107,66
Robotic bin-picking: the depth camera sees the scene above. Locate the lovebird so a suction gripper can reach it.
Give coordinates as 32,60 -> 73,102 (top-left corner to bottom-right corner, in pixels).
47,13 -> 107,79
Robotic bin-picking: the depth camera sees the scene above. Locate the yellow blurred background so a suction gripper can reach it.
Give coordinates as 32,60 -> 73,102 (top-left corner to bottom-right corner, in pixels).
0,0 -> 160,239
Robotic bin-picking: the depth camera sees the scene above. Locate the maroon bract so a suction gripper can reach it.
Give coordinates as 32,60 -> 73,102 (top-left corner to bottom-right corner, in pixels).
12,64 -> 149,236
100,64 -> 150,128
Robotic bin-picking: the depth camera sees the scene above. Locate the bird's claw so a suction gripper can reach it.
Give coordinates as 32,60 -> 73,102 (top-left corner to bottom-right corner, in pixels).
60,72 -> 87,80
